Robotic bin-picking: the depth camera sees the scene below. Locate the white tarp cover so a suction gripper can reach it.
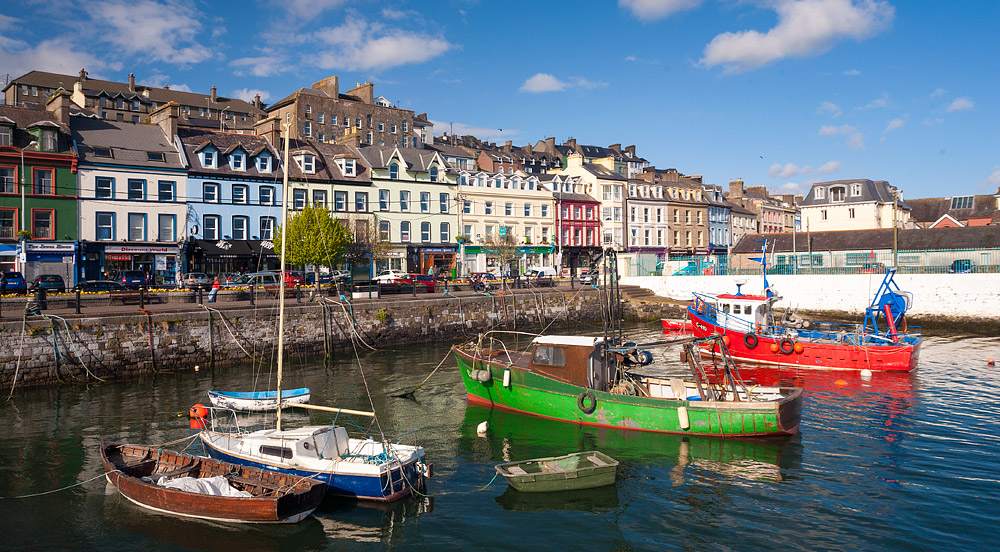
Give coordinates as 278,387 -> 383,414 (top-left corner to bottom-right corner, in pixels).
159,475 -> 252,498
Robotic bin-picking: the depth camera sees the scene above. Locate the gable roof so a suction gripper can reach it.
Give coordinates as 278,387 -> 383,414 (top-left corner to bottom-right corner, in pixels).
282,139 -> 371,183
71,117 -> 183,168
0,105 -> 72,153
178,127 -> 280,178
907,195 -> 999,225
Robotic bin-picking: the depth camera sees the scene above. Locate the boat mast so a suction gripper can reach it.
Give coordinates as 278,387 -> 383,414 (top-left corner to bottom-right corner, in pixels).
276,122 -> 291,432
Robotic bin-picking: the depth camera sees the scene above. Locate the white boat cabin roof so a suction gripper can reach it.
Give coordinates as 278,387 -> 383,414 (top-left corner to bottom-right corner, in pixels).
531,336 -> 604,347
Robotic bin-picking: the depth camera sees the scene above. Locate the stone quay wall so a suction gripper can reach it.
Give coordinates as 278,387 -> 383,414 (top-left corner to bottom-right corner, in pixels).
1,288 -> 652,392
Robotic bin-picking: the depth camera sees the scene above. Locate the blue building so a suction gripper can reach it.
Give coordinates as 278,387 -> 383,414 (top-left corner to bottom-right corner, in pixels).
703,184 -> 732,254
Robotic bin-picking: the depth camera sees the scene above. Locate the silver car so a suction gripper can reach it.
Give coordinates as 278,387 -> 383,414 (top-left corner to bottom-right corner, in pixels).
181,272 -> 212,290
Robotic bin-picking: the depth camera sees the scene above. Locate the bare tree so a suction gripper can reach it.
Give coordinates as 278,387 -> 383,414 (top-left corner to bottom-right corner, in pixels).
481,228 -> 519,290
341,215 -> 392,275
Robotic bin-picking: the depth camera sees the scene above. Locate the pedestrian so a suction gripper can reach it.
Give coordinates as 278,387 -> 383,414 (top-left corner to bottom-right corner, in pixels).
208,277 -> 220,303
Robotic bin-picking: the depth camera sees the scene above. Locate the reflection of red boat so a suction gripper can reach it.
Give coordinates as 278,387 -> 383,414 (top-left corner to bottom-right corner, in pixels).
661,318 -> 693,333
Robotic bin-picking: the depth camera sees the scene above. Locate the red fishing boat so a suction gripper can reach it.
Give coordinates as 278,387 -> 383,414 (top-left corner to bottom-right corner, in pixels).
687,239 -> 921,372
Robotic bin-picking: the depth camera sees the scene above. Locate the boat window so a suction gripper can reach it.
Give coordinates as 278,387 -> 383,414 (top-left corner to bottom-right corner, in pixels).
533,345 -> 566,367
259,445 -> 293,459
733,304 -> 741,314
722,303 -> 730,313
745,304 -> 752,314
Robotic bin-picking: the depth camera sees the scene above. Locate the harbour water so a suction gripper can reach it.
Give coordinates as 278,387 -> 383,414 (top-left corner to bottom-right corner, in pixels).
0,324 -> 997,551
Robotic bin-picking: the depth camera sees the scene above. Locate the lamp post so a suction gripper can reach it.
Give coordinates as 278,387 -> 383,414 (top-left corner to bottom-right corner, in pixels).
20,140 -> 38,234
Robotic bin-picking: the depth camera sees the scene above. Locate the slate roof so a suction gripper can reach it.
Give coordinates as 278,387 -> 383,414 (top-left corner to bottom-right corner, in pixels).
732,226 -> 1000,253
800,179 -> 911,209
582,163 -> 626,181
6,71 -> 261,115
426,143 -> 477,159
357,145 -> 442,174
178,127 -> 281,179
907,195 -> 1000,225
71,117 -> 183,168
284,140 -> 371,183
0,105 -> 73,153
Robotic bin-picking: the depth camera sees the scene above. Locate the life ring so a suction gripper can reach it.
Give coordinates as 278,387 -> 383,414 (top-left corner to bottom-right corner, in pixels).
778,337 -> 795,355
744,333 -> 759,349
899,315 -> 908,333
577,391 -> 597,414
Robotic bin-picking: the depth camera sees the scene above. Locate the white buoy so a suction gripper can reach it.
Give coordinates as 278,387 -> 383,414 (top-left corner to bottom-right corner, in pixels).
194,365 -> 200,372
860,369 -> 873,379
502,368 -> 511,388
477,421 -> 488,436
678,406 -> 690,430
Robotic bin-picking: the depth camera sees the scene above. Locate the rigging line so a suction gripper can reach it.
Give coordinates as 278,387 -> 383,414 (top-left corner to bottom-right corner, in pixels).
0,470 -> 120,500
6,310 -> 28,401
42,314 -> 106,383
200,305 -> 268,363
346,315 -> 388,444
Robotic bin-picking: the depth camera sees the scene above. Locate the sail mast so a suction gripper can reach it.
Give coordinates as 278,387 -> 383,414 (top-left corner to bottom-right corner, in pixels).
276,122 -> 291,432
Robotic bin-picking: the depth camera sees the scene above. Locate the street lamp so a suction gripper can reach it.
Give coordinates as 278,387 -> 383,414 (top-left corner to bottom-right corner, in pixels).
20,140 -> 38,234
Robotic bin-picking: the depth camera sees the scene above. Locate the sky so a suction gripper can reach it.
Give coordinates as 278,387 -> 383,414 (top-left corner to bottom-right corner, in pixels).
2,0 -> 998,201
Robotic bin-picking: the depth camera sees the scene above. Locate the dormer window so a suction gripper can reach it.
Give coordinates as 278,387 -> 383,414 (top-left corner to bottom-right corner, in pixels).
389,162 -> 399,179
256,155 -> 271,172
201,150 -> 217,168
146,151 -> 165,162
93,147 -> 112,158
814,187 -> 825,200
337,158 -> 356,177
429,166 -> 438,182
230,153 -> 245,171
851,183 -> 862,197
831,187 -> 845,202
40,130 -> 57,152
295,154 -> 315,174
0,125 -> 11,146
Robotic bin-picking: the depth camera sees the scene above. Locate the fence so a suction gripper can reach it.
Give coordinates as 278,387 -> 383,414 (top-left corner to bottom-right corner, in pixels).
624,247 -> 999,276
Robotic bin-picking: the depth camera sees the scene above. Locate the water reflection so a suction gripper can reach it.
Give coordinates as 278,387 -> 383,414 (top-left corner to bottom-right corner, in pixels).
495,484 -> 620,512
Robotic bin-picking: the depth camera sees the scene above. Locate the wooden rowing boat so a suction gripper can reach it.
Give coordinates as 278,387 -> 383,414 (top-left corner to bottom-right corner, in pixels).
495,451 -> 619,492
100,440 -> 326,523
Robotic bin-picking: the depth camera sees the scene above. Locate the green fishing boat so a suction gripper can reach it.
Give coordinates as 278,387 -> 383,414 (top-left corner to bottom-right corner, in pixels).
495,451 -> 619,493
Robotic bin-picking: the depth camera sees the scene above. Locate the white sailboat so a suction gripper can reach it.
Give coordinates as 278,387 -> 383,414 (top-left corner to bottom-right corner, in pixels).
198,123 -> 430,501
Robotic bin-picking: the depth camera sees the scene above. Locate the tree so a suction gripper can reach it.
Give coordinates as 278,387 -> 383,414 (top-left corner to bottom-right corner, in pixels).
273,204 -> 351,284
481,228 -> 519,288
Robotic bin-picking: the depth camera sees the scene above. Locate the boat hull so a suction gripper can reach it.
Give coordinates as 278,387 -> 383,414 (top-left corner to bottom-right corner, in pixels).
100,440 -> 326,524
198,433 -> 424,502
687,308 -> 921,372
455,349 -> 800,437
208,388 -> 311,412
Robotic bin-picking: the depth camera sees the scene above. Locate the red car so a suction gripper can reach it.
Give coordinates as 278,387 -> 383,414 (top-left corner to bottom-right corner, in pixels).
284,271 -> 305,285
412,274 -> 435,293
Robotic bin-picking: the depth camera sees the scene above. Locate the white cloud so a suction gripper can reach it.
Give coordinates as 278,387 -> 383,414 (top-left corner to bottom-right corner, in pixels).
768,160 -> 841,179
314,19 -> 452,71
843,68 -> 861,75
620,0 -> 703,21
0,37 -> 111,81
700,0 -> 895,73
981,168 -> 1000,191
818,101 -> 842,117
819,124 -> 856,136
858,92 -> 889,110
922,118 -> 944,126
429,119 -> 518,140
231,55 -> 287,77
231,88 -> 271,103
84,0 -> 213,66
519,73 -> 607,93
168,83 -> 192,92
929,88 -> 946,98
278,0 -> 348,19
946,97 -> 973,112
382,8 -> 412,20
846,132 -> 865,150
884,117 -> 906,132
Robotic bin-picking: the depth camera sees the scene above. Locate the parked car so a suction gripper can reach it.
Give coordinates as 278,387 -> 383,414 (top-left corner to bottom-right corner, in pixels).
579,269 -> 600,285
245,271 -> 281,288
1,271 -> 28,294
413,274 -> 436,293
181,272 -> 212,290
859,262 -> 887,274
330,270 -> 351,283
118,269 -> 149,289
30,274 -> 66,293
948,259 -> 976,273
284,270 -> 305,286
220,274 -> 250,288
526,266 -> 558,279
374,270 -> 411,284
517,269 -> 554,287
73,280 -> 127,293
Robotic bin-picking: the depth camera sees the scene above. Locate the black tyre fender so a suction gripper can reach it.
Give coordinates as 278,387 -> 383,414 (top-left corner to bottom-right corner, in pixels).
744,333 -> 759,349
778,337 -> 795,355
577,390 -> 597,414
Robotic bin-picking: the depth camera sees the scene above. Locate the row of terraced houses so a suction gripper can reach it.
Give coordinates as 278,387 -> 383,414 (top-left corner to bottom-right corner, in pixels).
3,69 -> 999,285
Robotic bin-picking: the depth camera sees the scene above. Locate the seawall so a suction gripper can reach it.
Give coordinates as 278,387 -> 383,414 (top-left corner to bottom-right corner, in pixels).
1,288 -> 635,392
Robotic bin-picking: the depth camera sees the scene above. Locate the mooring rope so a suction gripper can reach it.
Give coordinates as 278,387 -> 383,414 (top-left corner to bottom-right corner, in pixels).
6,310 -> 29,401
0,470 -> 120,500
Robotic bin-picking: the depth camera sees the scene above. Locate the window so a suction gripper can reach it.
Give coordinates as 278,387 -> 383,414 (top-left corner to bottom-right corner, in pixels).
440,193 -> 449,213
40,130 -> 56,152
485,201 -> 493,215
389,163 -> 399,179
339,158 -> 356,176
391,123 -> 397,133
366,131 -> 373,145
0,209 -> 15,238
33,169 -> 54,194
150,180 -> 174,202
355,118 -> 362,128
463,201 -> 471,214
95,176 -> 113,198
231,184 -> 247,204
201,150 -> 216,168
157,214 -> 175,242
230,153 -> 245,170
292,189 -> 307,210
951,196 -> 973,209
334,191 -> 347,211
430,166 -> 438,182
232,216 -> 248,240
314,189 -> 329,208
297,154 -> 315,174
505,203 -> 513,216
400,221 -> 410,242
402,121 -> 408,132
400,190 -> 410,211
355,192 -> 368,212
851,183 -> 862,197
259,217 -> 275,240
420,192 -> 430,213
146,151 -> 165,162
685,210 -> 691,223
533,345 -> 566,366
821,209 -> 828,221
831,187 -> 845,202
440,222 -> 450,242
203,182 -> 219,202
815,187 -> 825,200
574,206 -> 582,220
421,222 -> 431,242
464,224 -> 472,238
32,210 -> 53,240
96,212 -> 115,240
127,213 -> 146,241
541,205 -> 548,217
259,186 -> 274,205
304,104 -> 311,117
256,155 -> 271,172
303,122 -> 312,137
378,122 -> 385,131
317,113 -> 324,124
92,146 -> 111,158
525,204 -> 532,217
379,189 -> 390,211
203,215 -> 220,240
379,220 -> 390,241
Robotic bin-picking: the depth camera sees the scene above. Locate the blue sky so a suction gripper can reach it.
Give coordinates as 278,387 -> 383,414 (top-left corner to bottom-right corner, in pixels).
2,0 -> 997,200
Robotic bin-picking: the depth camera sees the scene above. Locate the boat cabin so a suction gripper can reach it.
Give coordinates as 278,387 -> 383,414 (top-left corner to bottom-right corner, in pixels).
528,336 -> 614,392
703,293 -> 774,331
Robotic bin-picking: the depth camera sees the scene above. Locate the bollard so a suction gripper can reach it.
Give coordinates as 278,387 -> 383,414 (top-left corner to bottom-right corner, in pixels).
75,289 -> 81,314
37,287 -> 47,310
296,284 -> 301,303
411,279 -> 416,297
198,288 -> 203,304
139,287 -> 145,309
249,284 -> 255,305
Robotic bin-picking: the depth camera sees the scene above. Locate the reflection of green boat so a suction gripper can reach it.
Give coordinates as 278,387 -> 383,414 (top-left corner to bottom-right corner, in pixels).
496,451 -> 619,493
495,484 -> 620,512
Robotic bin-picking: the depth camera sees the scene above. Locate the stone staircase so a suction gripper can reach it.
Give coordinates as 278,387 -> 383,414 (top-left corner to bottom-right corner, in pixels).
618,284 -> 688,305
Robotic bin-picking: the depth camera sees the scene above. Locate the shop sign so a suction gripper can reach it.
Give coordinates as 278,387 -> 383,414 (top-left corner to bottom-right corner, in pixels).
259,241 -> 274,251
422,248 -> 456,253
155,255 -> 167,270
105,254 -> 132,261
385,251 -> 405,258
25,242 -> 76,253
62,256 -> 75,264
215,240 -> 233,250
106,245 -> 177,254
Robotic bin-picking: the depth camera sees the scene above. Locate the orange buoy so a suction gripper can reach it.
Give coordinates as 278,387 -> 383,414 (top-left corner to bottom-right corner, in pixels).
722,335 -> 731,347
189,403 -> 208,419
794,342 -> 805,354
988,358 -> 996,367
834,379 -> 848,386
770,343 -> 779,353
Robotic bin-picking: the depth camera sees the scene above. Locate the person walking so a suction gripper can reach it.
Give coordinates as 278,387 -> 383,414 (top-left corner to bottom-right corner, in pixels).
208,277 -> 220,303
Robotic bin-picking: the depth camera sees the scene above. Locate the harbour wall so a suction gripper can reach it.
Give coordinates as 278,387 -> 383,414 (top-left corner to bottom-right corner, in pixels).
624,273 -> 999,328
0,288 -> 630,392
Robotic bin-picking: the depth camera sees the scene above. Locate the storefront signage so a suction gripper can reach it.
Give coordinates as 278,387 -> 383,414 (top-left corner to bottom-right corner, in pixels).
215,240 -> 232,250
106,245 -> 178,254
259,240 -> 274,250
25,242 -> 75,253
105,254 -> 132,261
422,248 -> 456,252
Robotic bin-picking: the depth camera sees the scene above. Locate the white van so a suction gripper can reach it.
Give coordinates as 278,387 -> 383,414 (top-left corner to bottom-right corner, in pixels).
526,266 -> 557,278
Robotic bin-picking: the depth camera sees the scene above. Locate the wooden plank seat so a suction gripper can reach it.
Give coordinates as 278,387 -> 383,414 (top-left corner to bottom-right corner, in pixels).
226,475 -> 288,493
587,455 -> 609,467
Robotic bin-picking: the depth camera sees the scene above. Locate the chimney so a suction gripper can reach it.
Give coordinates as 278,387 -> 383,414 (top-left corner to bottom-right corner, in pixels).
79,68 -> 88,81
45,90 -> 72,125
311,75 -> 340,98
729,178 -> 745,198
150,101 -> 180,139
210,85 -> 217,103
563,138 -> 577,149
566,153 -> 583,168
546,136 -> 555,149
335,127 -> 361,147
254,93 -> 261,109
625,145 -> 636,157
346,81 -> 374,105
609,143 -> 621,152
253,116 -> 283,150
504,140 -> 512,153
128,73 -> 135,92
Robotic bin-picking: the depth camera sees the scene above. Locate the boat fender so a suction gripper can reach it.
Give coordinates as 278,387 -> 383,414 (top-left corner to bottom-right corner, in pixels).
637,350 -> 654,366
778,338 -> 795,355
470,369 -> 492,383
898,316 -> 907,333
503,368 -> 511,388
793,342 -> 805,354
577,391 -> 597,414
678,406 -> 690,430
770,343 -> 779,353
744,333 -> 759,349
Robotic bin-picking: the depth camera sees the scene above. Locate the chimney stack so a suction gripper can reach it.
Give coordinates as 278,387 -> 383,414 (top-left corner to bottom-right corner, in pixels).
625,145 -> 636,157
210,85 -> 217,102
150,102 -> 180,139
45,90 -> 72,125
79,68 -> 88,81
254,93 -> 261,108
128,73 -> 135,92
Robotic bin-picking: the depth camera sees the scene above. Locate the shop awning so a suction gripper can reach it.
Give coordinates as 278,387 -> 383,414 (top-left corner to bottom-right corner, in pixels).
194,239 -> 254,258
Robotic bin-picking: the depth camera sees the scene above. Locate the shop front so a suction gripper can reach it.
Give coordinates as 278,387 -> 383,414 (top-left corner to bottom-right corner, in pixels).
376,249 -> 407,273
189,239 -> 255,276
419,247 -> 457,278
247,240 -> 279,272
462,244 -> 555,276
20,241 -> 77,285
87,244 -> 179,286
0,243 -> 16,273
